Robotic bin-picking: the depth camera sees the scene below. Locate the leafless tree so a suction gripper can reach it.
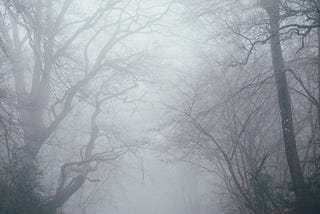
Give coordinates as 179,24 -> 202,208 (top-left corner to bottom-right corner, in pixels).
0,0 -> 172,212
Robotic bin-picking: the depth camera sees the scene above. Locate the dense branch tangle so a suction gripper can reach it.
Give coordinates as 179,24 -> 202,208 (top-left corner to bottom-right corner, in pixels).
0,0 -> 171,212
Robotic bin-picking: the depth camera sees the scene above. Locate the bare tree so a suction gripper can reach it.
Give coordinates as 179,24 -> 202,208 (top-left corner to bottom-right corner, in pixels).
165,0 -> 320,213
0,0 -> 171,212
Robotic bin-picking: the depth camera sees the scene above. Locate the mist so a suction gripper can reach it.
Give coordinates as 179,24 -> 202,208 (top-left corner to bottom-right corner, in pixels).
1,0 -> 320,214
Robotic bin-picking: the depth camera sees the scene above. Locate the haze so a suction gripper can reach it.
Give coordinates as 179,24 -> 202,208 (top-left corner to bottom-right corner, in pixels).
1,0 -> 320,214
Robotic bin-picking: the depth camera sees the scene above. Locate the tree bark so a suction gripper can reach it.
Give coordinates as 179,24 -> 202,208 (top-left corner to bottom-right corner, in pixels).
316,0 -> 320,156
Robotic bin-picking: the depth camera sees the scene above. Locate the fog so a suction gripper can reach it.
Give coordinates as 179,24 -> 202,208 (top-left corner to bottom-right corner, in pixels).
1,0 -> 320,214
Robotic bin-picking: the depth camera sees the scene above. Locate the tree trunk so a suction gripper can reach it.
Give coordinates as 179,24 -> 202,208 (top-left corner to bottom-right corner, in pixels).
317,0 -> 320,157
262,0 -> 307,213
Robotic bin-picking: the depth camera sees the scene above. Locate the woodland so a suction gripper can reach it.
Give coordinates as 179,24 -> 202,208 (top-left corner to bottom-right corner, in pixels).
0,0 -> 320,214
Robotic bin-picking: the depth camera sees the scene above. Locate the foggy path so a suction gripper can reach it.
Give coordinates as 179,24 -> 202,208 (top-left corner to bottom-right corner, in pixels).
101,151 -> 221,214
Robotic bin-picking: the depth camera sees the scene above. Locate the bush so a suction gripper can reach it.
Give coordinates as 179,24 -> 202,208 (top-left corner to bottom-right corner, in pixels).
0,148 -> 45,214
